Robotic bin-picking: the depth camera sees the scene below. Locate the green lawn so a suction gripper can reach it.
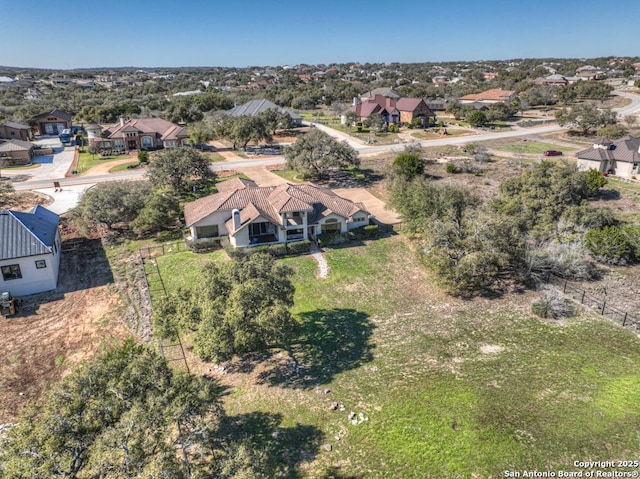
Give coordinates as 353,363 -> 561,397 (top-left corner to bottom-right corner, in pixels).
484,139 -> 579,155
109,161 -> 140,172
149,238 -> 640,478
271,169 -> 306,183
76,151 -> 134,174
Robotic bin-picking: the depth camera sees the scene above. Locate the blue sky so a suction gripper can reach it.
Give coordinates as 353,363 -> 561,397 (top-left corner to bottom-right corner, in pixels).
1,0 -> 638,69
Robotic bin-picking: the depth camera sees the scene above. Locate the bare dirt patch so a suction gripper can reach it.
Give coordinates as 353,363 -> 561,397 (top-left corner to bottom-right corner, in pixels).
1,190 -> 51,211
0,219 -> 132,423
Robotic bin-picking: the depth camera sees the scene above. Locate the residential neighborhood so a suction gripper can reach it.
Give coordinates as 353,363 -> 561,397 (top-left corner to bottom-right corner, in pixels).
1,2 -> 640,476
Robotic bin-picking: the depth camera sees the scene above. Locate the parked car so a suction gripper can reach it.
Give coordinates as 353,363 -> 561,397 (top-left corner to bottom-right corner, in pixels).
544,150 -> 563,156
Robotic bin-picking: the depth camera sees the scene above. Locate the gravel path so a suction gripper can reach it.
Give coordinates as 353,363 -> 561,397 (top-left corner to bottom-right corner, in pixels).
310,242 -> 329,279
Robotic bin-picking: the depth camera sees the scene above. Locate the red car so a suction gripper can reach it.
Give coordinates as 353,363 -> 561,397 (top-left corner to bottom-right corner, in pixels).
544,150 -> 563,157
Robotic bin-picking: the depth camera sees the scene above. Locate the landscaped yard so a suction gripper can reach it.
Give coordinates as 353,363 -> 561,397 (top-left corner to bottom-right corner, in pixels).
147,236 -> 640,478
76,151 -> 135,174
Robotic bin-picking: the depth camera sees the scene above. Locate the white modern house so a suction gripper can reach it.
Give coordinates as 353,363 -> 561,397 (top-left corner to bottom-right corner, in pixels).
0,206 -> 62,296
184,178 -> 370,248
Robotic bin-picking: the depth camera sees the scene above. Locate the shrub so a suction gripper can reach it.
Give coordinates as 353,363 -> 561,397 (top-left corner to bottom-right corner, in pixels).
388,124 -> 399,133
585,225 -> 637,264
187,238 -> 222,253
287,240 -> 311,255
445,161 -> 458,174
392,152 -> 424,179
268,243 -> 288,257
318,232 -> 348,246
585,168 -> 607,195
532,290 -> 573,319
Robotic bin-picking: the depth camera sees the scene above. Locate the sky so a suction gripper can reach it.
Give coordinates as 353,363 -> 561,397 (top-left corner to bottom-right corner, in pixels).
1,0 -> 639,69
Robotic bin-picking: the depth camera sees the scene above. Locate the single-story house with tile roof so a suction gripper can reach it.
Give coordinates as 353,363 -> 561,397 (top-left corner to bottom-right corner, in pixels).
31,109 -> 73,136
349,95 -> 436,127
458,88 -> 517,104
576,136 -> 640,178
0,140 -> 35,166
184,178 -> 371,248
0,205 -> 62,296
89,117 -> 188,151
0,122 -> 33,141
361,87 -> 404,101
227,99 -> 303,126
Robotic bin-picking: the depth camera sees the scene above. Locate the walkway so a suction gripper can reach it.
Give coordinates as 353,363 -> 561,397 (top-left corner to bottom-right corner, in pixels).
310,242 -> 329,279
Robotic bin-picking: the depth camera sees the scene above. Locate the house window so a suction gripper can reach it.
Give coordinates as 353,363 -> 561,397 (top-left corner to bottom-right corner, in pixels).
249,222 -> 269,236
35,260 -> 47,269
195,225 -> 219,238
141,136 -> 153,149
1,264 -> 22,280
353,216 -> 366,222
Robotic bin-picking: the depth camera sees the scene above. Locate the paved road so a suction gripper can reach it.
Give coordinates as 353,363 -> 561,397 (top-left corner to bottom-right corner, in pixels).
9,90 -> 640,197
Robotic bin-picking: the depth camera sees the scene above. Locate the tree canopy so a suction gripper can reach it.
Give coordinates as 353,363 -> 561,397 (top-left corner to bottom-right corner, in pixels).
0,340 -> 223,478
146,147 -> 214,194
72,181 -> 152,231
154,253 -> 298,362
285,128 -> 359,179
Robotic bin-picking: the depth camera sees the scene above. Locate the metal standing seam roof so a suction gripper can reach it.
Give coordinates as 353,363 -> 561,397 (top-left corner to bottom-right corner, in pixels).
1,122 -> 31,130
0,140 -> 34,152
0,205 -> 59,261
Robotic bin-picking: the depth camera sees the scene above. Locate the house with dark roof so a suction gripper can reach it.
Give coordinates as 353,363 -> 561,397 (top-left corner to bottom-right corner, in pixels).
361,87 -> 404,101
31,109 -> 73,136
227,99 -> 302,126
458,88 -> 517,104
576,136 -> 640,178
0,140 -> 35,165
349,95 -> 436,127
89,117 -> 188,151
184,178 -> 370,248
0,206 -> 62,296
0,122 -> 33,141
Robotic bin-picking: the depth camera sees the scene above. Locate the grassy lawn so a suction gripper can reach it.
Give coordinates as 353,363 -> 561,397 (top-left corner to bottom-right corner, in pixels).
109,161 -> 141,172
483,139 -> 580,155
76,151 -> 134,174
271,169 -> 306,183
148,237 -> 640,477
203,151 -> 225,162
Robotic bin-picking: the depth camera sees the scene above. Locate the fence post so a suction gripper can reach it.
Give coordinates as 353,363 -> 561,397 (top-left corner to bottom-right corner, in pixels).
563,280 -> 567,294
581,291 -> 586,304
623,312 -> 627,327
162,244 -> 165,255
601,300 -> 606,315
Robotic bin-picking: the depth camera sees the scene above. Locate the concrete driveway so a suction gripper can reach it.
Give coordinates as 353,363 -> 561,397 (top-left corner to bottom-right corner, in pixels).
332,187 -> 402,224
240,166 -> 289,186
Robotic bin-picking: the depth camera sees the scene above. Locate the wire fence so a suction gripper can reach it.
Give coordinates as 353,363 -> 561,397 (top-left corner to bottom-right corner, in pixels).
139,241 -> 188,260
138,247 -> 190,373
546,273 -> 640,332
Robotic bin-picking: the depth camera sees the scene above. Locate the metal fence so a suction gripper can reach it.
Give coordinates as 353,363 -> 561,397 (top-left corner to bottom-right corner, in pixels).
547,273 -> 640,332
139,241 -> 188,260
138,247 -> 190,372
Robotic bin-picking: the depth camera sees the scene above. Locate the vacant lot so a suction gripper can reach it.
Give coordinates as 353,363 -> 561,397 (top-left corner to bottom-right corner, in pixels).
149,237 -> 640,478
0,223 -> 132,423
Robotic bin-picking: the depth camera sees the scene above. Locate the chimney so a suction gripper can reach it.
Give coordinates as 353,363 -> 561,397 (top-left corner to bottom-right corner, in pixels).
353,97 -> 359,106
119,116 -> 125,126
232,209 -> 241,231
